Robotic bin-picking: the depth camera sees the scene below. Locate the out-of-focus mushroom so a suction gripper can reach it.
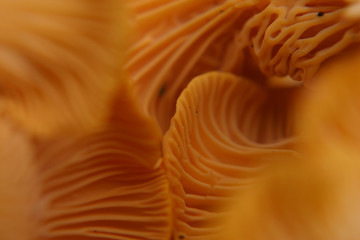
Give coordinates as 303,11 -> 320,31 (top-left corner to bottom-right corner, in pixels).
0,0 -> 128,137
162,72 -> 300,239
125,0 -> 360,132
0,118 -> 40,240
220,158 -> 360,240
298,47 -> 360,158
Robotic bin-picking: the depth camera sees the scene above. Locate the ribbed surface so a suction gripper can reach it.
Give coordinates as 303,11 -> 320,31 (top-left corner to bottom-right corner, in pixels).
125,0 -> 360,131
239,0 -> 360,82
29,74 -> 171,240
125,0 -> 266,131
0,76 -> 171,240
35,125 -> 171,240
163,72 -> 300,239
0,0 -> 128,137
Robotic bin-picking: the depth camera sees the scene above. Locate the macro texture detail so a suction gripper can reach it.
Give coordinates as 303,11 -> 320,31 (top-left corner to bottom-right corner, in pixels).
125,0 -> 360,131
1,0 -> 360,239
163,72 -> 300,239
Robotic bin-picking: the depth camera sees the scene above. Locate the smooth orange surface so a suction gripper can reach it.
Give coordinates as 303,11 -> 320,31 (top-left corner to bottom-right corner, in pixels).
220,160 -> 360,240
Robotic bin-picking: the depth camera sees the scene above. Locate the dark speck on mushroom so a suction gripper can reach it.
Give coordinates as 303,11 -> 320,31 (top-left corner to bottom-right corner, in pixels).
158,84 -> 166,97
317,12 -> 324,17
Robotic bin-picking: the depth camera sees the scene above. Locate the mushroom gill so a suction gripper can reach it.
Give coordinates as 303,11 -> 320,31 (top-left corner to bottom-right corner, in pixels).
32,76 -> 172,240
0,0 -> 128,137
35,126 -> 171,240
241,0 -> 360,82
125,0 -> 360,131
162,72 -> 300,239
125,0 -> 267,132
0,75 -> 172,240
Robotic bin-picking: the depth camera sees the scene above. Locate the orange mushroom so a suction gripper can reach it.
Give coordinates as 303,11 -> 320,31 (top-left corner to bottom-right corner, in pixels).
0,0 -> 128,137
2,1 -> 360,239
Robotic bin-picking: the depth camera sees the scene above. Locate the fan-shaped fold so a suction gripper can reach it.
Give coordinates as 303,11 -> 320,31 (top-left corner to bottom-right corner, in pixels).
162,72 -> 300,239
0,0 -> 128,137
35,126 -> 171,240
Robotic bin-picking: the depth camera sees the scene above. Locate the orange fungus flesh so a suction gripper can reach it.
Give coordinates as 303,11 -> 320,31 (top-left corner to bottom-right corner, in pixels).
1,0 -> 360,240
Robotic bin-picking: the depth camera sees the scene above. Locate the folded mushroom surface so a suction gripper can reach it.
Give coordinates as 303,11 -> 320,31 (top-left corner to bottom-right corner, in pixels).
125,0 -> 267,131
162,72 -> 300,239
125,0 -> 360,131
0,75 -> 172,240
32,76 -> 172,240
2,0 -> 360,239
0,0 -> 128,137
240,0 -> 360,82
36,126 -> 171,240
